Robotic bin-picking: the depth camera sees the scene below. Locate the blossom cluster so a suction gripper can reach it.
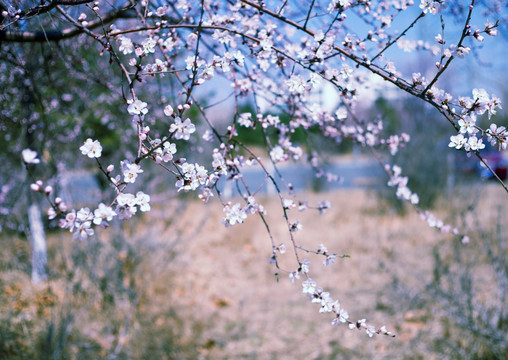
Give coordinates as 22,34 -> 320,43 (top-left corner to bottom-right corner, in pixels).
56,190 -> 150,240
386,165 -> 419,205
448,89 -> 503,153
301,273 -> 394,337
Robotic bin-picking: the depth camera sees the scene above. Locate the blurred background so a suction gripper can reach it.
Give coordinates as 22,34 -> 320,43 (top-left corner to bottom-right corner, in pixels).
1,1 -> 508,359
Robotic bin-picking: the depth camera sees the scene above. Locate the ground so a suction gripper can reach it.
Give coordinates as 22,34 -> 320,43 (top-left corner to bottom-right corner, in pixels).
0,184 -> 506,359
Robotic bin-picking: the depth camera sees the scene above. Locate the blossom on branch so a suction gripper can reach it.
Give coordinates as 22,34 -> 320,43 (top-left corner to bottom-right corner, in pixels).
127,99 -> 148,116
79,139 -> 102,158
22,149 -> 40,164
419,0 -> 444,15
170,117 -> 196,141
222,203 -> 247,227
121,160 -> 143,184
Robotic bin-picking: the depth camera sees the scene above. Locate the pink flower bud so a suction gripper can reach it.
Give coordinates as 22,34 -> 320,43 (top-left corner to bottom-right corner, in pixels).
55,197 -> 62,205
164,105 -> 174,116
488,29 -> 497,36
107,164 -> 114,173
473,31 -> 484,41
47,208 -> 57,220
30,183 -> 40,192
44,186 -> 53,194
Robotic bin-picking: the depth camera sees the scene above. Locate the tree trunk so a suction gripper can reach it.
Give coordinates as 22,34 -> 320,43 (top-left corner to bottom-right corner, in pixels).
28,202 -> 47,283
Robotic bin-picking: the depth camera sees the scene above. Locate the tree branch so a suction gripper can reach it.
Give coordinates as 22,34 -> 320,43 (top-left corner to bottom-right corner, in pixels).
0,1 -> 135,42
422,0 -> 475,95
5,0 -> 93,20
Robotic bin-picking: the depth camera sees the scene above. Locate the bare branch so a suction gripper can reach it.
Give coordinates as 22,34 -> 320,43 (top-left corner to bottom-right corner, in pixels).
15,0 -> 93,19
0,1 -> 135,42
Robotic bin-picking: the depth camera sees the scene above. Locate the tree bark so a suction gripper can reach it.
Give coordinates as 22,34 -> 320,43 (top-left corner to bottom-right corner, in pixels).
28,202 -> 47,284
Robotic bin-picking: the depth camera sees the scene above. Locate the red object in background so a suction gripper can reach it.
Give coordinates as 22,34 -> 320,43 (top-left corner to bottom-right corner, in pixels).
495,167 -> 507,180
487,151 -> 507,180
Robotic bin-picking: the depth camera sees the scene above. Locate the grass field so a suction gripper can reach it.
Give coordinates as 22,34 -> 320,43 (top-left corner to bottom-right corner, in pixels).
0,184 -> 506,359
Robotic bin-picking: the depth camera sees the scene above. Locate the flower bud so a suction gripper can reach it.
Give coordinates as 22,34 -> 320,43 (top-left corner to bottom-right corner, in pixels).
164,105 -> 174,116
47,208 -> 57,220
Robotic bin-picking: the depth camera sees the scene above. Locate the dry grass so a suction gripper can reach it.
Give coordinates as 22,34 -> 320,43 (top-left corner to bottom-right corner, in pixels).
0,184 -> 506,359
168,189 -> 441,359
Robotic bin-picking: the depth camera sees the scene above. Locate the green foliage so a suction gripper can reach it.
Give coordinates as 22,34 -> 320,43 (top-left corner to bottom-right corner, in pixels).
373,96 -> 451,211
233,103 -> 347,157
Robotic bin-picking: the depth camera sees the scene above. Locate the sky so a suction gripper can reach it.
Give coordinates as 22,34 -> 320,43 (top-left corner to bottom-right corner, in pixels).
199,1 -> 508,123
384,3 -> 508,98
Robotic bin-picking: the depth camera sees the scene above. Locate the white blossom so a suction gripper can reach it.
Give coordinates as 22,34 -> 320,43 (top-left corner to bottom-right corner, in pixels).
170,117 -> 196,140
22,149 -> 40,164
222,203 -> 247,227
79,138 -> 102,158
121,160 -> 143,183
128,99 -> 148,116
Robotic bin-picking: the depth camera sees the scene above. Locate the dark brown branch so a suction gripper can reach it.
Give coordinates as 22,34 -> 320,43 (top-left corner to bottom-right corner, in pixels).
16,0 -> 93,19
303,0 -> 315,29
422,0 -> 475,95
0,1 -> 135,42
371,12 -> 425,63
55,5 -> 134,89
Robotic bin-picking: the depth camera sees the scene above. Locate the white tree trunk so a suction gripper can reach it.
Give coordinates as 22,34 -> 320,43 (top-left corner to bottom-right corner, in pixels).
28,203 -> 47,283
